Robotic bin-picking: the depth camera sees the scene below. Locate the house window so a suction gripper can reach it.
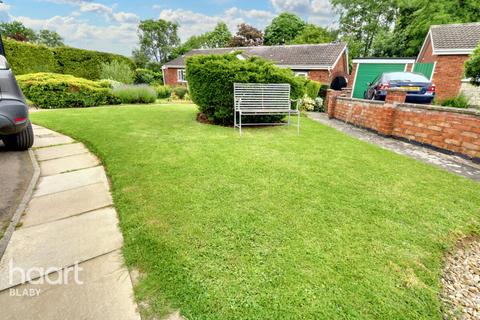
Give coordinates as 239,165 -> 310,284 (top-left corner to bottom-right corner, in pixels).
294,71 -> 308,78
177,69 -> 187,82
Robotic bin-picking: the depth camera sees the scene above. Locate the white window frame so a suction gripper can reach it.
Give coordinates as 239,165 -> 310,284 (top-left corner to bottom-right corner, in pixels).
294,71 -> 308,78
177,69 -> 187,83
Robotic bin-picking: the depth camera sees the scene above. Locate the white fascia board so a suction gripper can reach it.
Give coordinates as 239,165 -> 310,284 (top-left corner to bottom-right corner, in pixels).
417,30 -> 432,62
277,65 -> 331,70
163,65 -> 185,69
331,45 -> 348,73
433,48 -> 474,55
352,59 -> 416,64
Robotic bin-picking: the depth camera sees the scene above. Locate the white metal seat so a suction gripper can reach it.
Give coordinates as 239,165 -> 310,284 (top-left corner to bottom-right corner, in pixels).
234,83 -> 300,135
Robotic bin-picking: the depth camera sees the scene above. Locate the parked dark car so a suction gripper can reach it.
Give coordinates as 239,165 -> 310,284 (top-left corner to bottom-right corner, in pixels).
0,38 -> 33,150
364,72 -> 436,104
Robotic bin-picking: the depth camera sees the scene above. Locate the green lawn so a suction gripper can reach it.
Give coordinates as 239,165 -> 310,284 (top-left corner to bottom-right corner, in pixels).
31,104 -> 480,319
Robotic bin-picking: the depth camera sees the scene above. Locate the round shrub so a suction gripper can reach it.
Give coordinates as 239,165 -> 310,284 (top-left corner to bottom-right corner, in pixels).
112,84 -> 157,104
186,53 -> 307,125
305,80 -> 321,99
17,72 -> 118,109
134,68 -> 163,85
154,85 -> 172,99
173,86 -> 188,99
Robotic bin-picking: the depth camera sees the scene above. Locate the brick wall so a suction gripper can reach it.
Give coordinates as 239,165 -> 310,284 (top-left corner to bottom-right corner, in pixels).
163,68 -> 178,86
432,55 -> 470,102
326,89 -> 480,161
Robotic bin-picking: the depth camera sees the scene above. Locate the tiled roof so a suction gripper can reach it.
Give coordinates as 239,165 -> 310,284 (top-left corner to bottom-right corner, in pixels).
430,22 -> 480,50
163,43 -> 347,69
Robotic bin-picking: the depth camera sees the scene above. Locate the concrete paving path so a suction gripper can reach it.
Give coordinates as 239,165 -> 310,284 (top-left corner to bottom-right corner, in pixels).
307,112 -> 480,182
0,125 -> 140,320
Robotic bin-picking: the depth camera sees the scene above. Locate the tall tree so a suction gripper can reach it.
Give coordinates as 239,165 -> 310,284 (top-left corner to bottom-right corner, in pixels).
204,22 -> 232,48
229,23 -> 263,47
331,0 -> 397,58
135,19 -> 180,64
36,29 -> 64,47
264,13 -> 306,45
0,21 -> 37,42
289,24 -> 336,44
387,0 -> 480,57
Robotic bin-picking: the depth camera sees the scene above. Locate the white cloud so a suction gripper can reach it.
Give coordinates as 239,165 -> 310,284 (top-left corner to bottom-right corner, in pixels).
16,15 -> 138,55
159,7 -> 274,41
270,0 -> 337,26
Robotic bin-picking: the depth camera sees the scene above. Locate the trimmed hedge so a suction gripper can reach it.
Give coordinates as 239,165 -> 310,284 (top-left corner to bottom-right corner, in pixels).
53,46 -> 134,80
4,38 -> 57,75
17,73 -> 118,109
2,38 -> 134,80
186,54 -> 307,125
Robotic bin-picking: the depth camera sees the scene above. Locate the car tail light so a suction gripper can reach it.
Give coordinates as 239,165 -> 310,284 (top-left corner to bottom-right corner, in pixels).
15,117 -> 27,123
379,83 -> 390,90
427,84 -> 436,92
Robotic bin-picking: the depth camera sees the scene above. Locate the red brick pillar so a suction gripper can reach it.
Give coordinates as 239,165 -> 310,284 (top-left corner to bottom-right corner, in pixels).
378,89 -> 406,136
326,89 -> 342,119
385,89 -> 407,105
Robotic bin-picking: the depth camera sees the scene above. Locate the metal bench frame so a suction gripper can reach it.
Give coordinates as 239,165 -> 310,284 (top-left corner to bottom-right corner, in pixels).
234,83 -> 301,135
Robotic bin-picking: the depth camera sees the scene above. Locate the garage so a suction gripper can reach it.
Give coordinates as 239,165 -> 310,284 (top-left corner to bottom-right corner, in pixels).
350,58 -> 435,99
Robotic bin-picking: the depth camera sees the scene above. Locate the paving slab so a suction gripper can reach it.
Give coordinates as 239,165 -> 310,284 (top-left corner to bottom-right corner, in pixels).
35,143 -> 88,161
33,166 -> 108,197
22,182 -> 113,227
0,207 -> 122,290
0,250 -> 140,320
39,152 -> 99,176
33,135 -> 74,148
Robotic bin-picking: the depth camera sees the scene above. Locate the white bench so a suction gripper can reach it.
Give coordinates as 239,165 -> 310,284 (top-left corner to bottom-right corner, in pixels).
234,83 -> 301,135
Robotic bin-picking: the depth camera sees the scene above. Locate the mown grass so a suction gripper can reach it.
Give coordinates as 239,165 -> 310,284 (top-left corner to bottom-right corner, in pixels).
31,104 -> 480,319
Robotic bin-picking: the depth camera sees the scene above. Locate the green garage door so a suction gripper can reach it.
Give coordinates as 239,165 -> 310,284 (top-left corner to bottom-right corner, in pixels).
352,63 -> 406,98
413,62 -> 435,80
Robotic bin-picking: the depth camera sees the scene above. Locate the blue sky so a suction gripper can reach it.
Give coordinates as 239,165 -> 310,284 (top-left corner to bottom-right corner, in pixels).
0,0 -> 337,56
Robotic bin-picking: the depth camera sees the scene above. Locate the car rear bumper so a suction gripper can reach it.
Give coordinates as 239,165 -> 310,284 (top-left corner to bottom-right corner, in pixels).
375,92 -> 434,104
0,99 -> 29,135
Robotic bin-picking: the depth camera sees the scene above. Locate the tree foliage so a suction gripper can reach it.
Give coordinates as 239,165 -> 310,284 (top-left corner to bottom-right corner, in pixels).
204,22 -> 232,48
264,13 -> 306,45
289,24 -> 336,44
36,29 -> 64,47
332,0 -> 397,58
135,19 -> 180,64
0,21 -> 37,42
465,44 -> 480,86
229,23 -> 263,47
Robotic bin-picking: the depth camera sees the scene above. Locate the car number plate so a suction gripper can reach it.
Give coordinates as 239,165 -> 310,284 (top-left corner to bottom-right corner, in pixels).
401,86 -> 420,91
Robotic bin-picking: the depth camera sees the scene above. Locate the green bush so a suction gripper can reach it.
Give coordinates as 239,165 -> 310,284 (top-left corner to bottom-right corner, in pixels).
305,80 -> 321,99
186,53 -> 307,125
441,95 -> 470,109
134,68 -> 163,85
154,85 -> 172,99
100,60 -> 134,84
112,85 -> 157,104
3,38 -> 57,75
17,73 -> 118,109
53,46 -> 134,80
173,86 -> 188,99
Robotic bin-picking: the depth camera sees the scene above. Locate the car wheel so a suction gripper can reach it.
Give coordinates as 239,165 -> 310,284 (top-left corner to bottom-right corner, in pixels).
2,121 -> 34,151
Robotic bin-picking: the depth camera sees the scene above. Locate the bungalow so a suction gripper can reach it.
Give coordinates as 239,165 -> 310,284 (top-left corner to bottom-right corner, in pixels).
417,22 -> 480,103
162,43 -> 349,89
